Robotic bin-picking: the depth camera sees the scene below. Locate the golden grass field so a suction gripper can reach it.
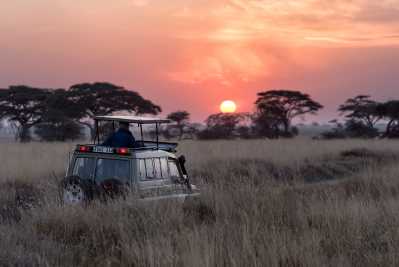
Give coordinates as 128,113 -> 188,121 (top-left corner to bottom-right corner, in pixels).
1,139 -> 399,266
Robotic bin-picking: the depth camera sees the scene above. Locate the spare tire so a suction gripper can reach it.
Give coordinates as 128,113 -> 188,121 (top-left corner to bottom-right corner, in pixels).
61,176 -> 94,205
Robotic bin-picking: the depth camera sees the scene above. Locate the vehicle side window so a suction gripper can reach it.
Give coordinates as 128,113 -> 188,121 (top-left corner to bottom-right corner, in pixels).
138,159 -> 146,180
73,157 -> 95,179
160,158 -> 168,178
145,158 -> 154,179
95,158 -> 130,184
139,158 -> 168,180
168,159 -> 181,178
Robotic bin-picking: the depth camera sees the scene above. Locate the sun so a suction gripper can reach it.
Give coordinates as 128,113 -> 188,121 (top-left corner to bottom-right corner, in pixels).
220,100 -> 237,113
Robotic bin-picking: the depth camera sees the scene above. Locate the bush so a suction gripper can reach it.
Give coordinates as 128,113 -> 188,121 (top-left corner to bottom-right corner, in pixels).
386,124 -> 399,138
320,129 -> 346,139
344,120 -> 379,138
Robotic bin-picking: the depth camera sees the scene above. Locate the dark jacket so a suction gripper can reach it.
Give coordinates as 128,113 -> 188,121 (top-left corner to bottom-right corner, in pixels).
102,128 -> 137,148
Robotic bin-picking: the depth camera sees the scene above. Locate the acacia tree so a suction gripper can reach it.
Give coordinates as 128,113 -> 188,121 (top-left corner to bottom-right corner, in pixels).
68,82 -> 162,137
35,89 -> 85,141
338,95 -> 383,130
167,111 -> 190,140
251,111 -> 282,139
255,90 -> 323,136
380,100 -> 399,138
0,86 -> 50,142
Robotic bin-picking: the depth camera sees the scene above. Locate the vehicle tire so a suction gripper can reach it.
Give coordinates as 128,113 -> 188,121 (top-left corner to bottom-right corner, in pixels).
100,179 -> 128,201
61,176 -> 94,205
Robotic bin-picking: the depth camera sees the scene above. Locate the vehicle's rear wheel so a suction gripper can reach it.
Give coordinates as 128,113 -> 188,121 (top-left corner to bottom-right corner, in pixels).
61,176 -> 93,205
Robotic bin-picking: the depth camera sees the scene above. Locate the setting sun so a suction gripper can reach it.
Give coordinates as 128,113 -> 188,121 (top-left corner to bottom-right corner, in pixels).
220,100 -> 237,113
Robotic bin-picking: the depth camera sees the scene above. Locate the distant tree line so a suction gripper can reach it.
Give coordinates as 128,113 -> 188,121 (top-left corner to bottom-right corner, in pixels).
321,95 -> 399,139
2,83 -> 398,142
166,92 -> 399,140
0,83 -> 161,142
166,90 -> 323,140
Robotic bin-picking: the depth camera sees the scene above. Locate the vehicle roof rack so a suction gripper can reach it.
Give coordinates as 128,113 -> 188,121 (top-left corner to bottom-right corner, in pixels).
95,115 -> 170,124
93,115 -> 171,150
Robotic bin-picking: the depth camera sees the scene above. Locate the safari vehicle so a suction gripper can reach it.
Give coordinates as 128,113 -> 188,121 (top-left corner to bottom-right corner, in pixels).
61,115 -> 199,204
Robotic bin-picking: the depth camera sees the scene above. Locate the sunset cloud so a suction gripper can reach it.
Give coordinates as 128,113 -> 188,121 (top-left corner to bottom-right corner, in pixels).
170,0 -> 399,46
162,0 -> 399,96
1,0 -> 399,120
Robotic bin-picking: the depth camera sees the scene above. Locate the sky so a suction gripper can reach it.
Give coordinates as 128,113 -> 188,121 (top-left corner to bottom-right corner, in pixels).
1,0 -> 399,122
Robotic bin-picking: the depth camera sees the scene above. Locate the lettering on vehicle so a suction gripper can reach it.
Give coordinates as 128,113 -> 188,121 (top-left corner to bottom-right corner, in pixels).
92,146 -> 114,153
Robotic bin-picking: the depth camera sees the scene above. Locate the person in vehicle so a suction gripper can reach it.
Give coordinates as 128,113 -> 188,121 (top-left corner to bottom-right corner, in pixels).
102,121 -> 137,148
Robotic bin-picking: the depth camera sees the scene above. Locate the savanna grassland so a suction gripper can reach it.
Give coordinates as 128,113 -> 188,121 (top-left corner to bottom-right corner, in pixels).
2,139 -> 399,266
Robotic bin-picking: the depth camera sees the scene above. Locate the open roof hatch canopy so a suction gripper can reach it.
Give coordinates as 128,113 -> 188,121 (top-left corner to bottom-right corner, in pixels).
93,115 -> 172,150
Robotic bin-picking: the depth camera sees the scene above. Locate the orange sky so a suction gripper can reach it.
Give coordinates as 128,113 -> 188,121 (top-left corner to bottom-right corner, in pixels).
1,0 -> 399,121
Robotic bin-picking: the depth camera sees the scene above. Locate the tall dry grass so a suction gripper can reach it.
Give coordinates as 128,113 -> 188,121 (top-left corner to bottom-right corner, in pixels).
0,142 -> 74,181
1,139 -> 399,266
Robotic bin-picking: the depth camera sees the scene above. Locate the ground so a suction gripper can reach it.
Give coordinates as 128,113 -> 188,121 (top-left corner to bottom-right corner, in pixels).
1,139 -> 399,266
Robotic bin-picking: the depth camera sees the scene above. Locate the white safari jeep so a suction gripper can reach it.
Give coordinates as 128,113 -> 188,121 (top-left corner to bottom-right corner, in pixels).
61,116 -> 199,204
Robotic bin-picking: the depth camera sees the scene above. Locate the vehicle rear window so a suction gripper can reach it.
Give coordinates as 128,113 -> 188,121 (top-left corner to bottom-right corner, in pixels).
95,158 -> 130,183
73,157 -> 95,179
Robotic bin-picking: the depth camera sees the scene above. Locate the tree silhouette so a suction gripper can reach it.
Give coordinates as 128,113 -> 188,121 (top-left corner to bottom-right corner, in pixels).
380,100 -> 399,138
68,82 -> 162,137
252,111 -> 282,138
338,95 -> 383,130
255,90 -> 323,136
0,86 -> 50,141
35,89 -> 85,141
167,111 -> 190,140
